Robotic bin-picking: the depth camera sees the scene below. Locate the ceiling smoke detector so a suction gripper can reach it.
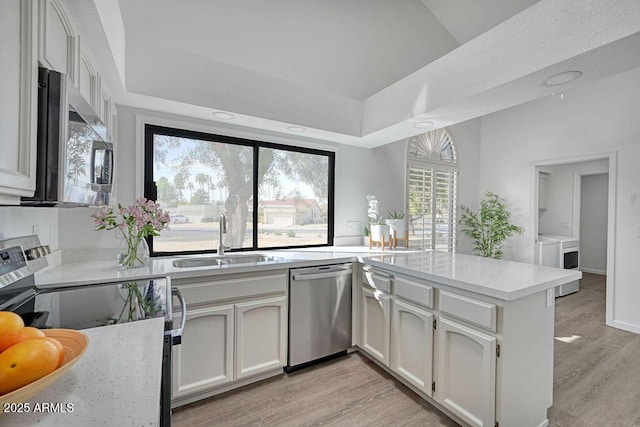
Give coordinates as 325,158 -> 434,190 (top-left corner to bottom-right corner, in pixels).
212,111 -> 235,120
542,71 -> 582,87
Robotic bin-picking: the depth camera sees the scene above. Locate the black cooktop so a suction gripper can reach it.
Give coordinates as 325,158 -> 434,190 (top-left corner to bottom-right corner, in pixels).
12,279 -> 169,330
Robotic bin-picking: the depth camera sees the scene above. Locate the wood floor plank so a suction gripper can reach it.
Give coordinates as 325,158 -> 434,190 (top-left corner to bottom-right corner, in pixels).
174,273 -> 637,426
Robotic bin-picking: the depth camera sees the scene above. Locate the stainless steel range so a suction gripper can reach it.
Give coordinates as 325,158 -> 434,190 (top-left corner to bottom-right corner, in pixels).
0,235 -> 185,426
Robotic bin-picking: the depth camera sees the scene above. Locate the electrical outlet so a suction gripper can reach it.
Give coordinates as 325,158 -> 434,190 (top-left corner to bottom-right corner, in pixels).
561,221 -> 571,229
347,221 -> 361,235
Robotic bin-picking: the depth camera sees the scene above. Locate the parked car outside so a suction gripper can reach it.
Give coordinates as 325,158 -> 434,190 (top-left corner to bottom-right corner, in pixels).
170,214 -> 189,224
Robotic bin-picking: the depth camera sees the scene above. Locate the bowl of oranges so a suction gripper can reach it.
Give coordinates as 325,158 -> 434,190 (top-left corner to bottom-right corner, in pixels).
0,311 -> 88,405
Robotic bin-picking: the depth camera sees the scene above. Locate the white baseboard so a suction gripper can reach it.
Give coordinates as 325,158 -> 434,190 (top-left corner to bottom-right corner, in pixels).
611,320 -> 640,335
579,267 -> 606,275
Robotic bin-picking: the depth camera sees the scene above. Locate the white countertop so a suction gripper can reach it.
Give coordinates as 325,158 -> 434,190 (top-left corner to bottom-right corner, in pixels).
34,247 -> 581,301
365,251 -> 581,300
1,318 -> 165,427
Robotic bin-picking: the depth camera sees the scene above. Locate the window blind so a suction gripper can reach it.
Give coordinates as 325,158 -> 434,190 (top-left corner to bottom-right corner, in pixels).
407,161 -> 457,251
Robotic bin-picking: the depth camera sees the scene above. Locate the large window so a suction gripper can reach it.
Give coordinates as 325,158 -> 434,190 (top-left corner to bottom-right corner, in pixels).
406,128 -> 458,251
144,125 -> 334,255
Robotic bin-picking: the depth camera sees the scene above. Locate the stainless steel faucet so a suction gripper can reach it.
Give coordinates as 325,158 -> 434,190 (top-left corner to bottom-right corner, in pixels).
218,214 -> 231,255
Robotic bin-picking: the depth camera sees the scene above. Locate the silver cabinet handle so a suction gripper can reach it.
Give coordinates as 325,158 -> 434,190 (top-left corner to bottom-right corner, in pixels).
170,286 -> 186,345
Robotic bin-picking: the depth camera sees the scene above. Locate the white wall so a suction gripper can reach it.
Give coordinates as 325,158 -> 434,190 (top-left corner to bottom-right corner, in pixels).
116,105 -> 375,246
0,104 -> 376,258
0,207 -> 59,249
370,118 -> 481,254
479,66 -> 640,333
580,173 -> 608,274
538,159 -> 608,237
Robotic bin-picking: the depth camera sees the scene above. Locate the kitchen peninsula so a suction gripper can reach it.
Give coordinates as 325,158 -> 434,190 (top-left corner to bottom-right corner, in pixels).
34,248 -> 580,427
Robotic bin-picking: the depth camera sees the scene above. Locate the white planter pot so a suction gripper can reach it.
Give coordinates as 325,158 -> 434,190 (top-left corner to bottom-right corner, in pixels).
370,224 -> 391,242
385,219 -> 406,238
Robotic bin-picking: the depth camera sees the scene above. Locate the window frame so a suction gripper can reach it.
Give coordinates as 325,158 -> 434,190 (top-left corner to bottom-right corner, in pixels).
405,130 -> 459,252
144,124 -> 335,256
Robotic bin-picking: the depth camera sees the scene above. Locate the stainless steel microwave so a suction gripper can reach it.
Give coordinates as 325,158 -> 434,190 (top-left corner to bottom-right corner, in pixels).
21,67 -> 114,206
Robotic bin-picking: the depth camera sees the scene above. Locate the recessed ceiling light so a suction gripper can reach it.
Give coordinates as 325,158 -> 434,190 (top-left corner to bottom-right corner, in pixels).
287,126 -> 306,132
542,71 -> 582,87
413,121 -> 434,129
212,111 -> 235,120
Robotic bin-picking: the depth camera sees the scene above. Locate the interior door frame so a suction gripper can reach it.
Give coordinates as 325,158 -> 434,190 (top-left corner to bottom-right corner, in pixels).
531,151 -> 617,327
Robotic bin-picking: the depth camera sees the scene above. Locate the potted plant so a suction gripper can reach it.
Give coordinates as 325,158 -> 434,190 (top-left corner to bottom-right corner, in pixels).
366,195 -> 390,243
370,219 -> 391,242
459,191 -> 524,259
385,210 -> 406,240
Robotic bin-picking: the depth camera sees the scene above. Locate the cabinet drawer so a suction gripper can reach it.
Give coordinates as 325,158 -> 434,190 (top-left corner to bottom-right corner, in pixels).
363,268 -> 393,293
176,272 -> 287,306
439,291 -> 497,332
395,276 -> 433,309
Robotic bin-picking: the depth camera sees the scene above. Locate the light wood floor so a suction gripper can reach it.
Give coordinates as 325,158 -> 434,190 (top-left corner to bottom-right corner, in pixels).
173,273 -> 640,426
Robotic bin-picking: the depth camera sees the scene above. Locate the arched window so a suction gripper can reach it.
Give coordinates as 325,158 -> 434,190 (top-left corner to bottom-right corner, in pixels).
406,128 -> 458,251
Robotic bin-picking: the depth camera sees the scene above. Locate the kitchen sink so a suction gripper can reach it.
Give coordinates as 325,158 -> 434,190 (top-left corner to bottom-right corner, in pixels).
172,254 -> 279,268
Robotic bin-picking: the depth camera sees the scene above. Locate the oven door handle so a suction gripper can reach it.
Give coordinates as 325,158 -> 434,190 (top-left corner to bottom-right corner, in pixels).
169,287 -> 186,345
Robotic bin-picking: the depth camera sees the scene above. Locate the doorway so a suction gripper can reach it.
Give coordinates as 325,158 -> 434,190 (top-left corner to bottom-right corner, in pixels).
532,152 -> 616,326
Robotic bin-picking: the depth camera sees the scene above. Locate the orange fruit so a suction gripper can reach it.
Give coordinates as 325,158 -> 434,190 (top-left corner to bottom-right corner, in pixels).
46,337 -> 66,368
20,326 -> 46,341
0,311 -> 25,353
0,338 -> 61,395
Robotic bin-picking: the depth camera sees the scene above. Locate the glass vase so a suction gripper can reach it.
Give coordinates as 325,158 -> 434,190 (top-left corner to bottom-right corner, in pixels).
118,282 -> 149,322
116,236 -> 150,268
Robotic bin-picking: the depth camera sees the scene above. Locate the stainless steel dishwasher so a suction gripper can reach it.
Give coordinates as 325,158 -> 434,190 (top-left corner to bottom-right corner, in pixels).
287,263 -> 352,371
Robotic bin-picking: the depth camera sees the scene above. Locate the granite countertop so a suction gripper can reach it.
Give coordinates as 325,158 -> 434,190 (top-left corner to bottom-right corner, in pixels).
34,246 -> 581,301
1,318 -> 165,426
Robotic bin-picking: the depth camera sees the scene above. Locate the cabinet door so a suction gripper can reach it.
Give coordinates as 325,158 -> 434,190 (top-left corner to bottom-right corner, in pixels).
391,299 -> 433,395
172,305 -> 234,398
38,0 -> 77,77
361,287 -> 391,366
0,0 -> 37,204
235,296 -> 287,380
435,317 -> 496,427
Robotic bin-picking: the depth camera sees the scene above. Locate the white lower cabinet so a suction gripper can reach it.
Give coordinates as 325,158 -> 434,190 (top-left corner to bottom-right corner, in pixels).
172,296 -> 287,403
361,287 -> 391,365
172,305 -> 234,398
235,296 -> 287,380
171,270 -> 288,406
435,317 -> 496,427
390,299 -> 433,396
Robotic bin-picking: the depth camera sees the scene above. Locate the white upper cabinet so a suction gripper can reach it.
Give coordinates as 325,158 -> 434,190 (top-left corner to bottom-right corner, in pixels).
0,0 -> 38,204
38,0 -> 77,80
79,51 -> 97,108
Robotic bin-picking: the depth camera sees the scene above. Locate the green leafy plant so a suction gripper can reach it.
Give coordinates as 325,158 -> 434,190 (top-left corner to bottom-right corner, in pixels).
387,210 -> 405,219
364,226 -> 370,236
459,192 -> 524,259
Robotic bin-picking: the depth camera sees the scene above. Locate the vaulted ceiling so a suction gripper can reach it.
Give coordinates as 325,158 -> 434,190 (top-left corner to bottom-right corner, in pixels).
72,0 -> 640,147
